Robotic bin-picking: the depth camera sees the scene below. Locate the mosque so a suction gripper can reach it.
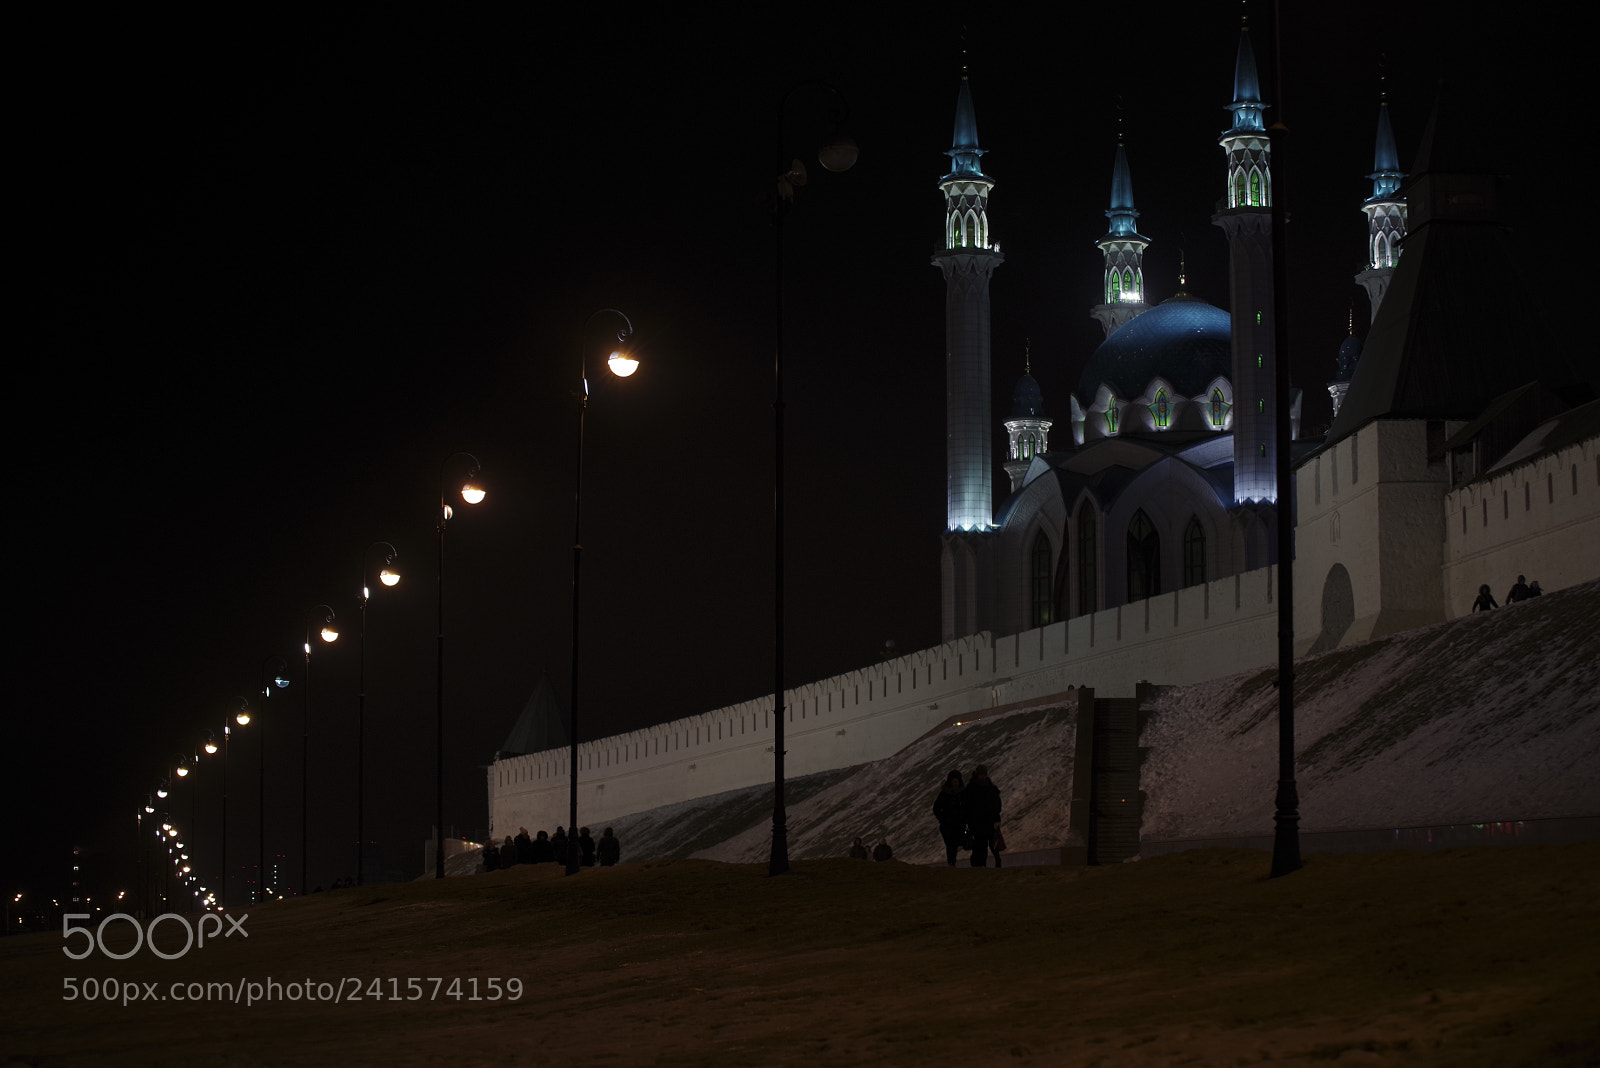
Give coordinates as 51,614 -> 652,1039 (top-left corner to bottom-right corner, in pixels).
487,25 -> 1599,840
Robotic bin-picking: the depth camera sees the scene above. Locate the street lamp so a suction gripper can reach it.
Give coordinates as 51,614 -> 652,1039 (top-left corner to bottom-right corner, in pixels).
220,702 -> 252,909
301,605 -> 338,897
256,657 -> 290,903
770,82 -> 856,876
437,453 -> 485,878
357,541 -> 400,885
567,308 -> 638,875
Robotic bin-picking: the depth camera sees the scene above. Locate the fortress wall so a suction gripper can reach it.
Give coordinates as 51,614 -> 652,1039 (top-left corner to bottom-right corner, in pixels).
490,566 -> 1284,839
1444,436 -> 1600,615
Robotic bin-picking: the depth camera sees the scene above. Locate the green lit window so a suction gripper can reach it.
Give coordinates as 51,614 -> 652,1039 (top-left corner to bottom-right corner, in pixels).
1250,171 -> 1262,206
1152,389 -> 1170,429
1255,311 -> 1262,326
1110,271 -> 1121,301
1210,388 -> 1225,427
1234,171 -> 1247,207
1259,398 -> 1265,413
1257,354 -> 1263,368
1106,406 -> 1119,434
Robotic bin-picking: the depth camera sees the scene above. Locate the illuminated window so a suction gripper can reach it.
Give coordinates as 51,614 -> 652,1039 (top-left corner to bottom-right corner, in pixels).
1234,171 -> 1246,208
1110,270 -> 1122,301
1183,516 -> 1206,586
1210,388 -> 1225,427
1106,406 -> 1119,434
1031,531 -> 1053,627
1255,311 -> 1262,326
1077,503 -> 1097,616
1250,170 -> 1262,206
1126,509 -> 1160,603
1257,354 -> 1263,368
1259,398 -> 1265,413
1151,389 -> 1170,429
1122,268 -> 1134,297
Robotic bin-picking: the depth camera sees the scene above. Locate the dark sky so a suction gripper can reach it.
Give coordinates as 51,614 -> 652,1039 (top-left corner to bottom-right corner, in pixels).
11,5 -> 1579,900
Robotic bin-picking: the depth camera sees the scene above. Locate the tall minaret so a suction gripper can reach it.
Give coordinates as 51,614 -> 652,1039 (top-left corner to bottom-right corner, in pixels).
1090,135 -> 1151,337
933,74 -> 1002,533
1211,20 -> 1277,504
1355,90 -> 1406,323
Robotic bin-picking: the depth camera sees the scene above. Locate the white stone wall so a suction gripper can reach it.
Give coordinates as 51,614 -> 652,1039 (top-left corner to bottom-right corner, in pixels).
491,568 -> 1283,838
1443,436 -> 1600,614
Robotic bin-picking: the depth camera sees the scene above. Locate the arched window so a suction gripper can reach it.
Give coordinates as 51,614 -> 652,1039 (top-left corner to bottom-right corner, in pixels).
1077,503 -> 1097,616
1110,270 -> 1122,301
1106,406 -> 1120,434
1210,387 -> 1226,428
1122,268 -> 1134,298
1030,531 -> 1053,628
1234,170 -> 1247,208
1151,388 -> 1170,429
1250,170 -> 1262,206
1127,509 -> 1160,603
1183,516 -> 1206,587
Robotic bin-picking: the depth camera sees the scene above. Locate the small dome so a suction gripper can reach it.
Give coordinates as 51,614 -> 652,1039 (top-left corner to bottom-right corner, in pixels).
1077,294 -> 1231,400
1010,372 -> 1045,417
1336,334 -> 1363,381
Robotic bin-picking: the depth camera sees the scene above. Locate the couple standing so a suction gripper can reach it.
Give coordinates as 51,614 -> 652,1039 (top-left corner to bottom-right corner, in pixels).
932,766 -> 1003,867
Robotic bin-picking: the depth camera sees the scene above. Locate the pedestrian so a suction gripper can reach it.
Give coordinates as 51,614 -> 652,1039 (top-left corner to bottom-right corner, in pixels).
964,765 -> 1002,868
1529,580 -> 1543,597
932,768 -> 966,867
597,827 -> 621,866
551,826 -> 569,866
531,830 -> 554,863
849,836 -> 870,860
1472,584 -> 1498,612
578,827 -> 597,867
515,826 -> 533,865
1506,574 -> 1531,603
483,839 -> 500,872
872,839 -> 893,862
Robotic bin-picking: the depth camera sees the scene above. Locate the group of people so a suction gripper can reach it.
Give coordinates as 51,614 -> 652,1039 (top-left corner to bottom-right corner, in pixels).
483,826 -> 621,871
1472,573 -> 1544,612
933,765 -> 1004,868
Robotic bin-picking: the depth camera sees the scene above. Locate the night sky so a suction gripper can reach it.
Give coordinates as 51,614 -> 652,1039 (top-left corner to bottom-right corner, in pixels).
11,6 -> 1580,902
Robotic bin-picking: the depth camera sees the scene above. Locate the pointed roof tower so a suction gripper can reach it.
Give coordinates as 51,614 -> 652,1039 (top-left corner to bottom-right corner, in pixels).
1092,129 -> 1152,337
1224,23 -> 1268,137
1356,85 -> 1408,324
943,76 -> 987,180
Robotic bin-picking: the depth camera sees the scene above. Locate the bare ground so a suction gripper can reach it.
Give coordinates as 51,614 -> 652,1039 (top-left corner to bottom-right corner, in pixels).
3,845 -> 1597,1066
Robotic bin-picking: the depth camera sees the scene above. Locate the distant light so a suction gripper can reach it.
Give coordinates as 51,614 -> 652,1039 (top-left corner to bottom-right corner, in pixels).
607,350 -> 640,378
273,674 -> 291,689
236,709 -> 252,726
156,785 -> 168,798
380,568 -> 400,587
320,625 -> 339,643
175,765 -> 189,778
461,481 -> 486,505
204,740 -> 218,755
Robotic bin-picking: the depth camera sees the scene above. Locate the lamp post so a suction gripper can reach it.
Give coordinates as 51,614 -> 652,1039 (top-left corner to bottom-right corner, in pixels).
567,308 -> 639,876
221,701 -> 252,908
302,605 -> 338,896
357,542 -> 400,886
437,454 -> 485,878
770,83 -> 857,876
257,657 -> 291,903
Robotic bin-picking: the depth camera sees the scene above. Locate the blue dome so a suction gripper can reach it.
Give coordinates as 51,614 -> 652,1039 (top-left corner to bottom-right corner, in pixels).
1010,373 -> 1044,417
1076,294 -> 1232,400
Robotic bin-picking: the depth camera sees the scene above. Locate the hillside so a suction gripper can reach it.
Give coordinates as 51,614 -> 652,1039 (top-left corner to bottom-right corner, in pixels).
593,580 -> 1600,866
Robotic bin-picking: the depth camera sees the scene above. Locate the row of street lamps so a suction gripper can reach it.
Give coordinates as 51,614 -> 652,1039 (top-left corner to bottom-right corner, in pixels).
131,84 -> 854,900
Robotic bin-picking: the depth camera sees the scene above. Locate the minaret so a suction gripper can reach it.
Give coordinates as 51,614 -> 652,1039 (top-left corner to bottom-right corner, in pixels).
1211,20 -> 1277,504
1003,343 -> 1051,494
1329,305 -> 1362,420
1355,90 -> 1406,323
1090,135 -> 1151,337
933,75 -> 1003,532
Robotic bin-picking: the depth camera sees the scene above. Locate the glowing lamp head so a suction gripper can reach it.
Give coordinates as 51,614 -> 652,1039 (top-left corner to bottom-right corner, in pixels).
204,740 -> 218,755
380,567 -> 400,587
461,481 -> 486,505
144,801 -> 154,814
320,625 -> 339,643
156,784 -> 168,798
235,709 -> 252,726
273,674 -> 290,689
818,134 -> 859,174
607,350 -> 639,378
175,765 -> 189,777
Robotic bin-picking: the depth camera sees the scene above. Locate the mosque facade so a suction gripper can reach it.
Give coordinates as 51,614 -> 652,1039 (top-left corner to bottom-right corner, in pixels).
487,26 -> 1599,842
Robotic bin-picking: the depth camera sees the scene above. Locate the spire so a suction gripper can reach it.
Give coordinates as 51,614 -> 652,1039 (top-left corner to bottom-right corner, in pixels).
944,76 -> 987,180
1091,129 -> 1151,337
1356,74 -> 1407,323
1003,341 -> 1052,494
1224,22 -> 1268,136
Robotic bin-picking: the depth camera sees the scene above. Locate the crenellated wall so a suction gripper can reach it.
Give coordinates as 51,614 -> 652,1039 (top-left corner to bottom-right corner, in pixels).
490,568 -> 1282,838
1443,436 -> 1600,614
